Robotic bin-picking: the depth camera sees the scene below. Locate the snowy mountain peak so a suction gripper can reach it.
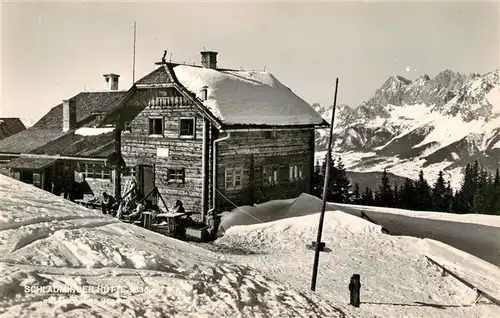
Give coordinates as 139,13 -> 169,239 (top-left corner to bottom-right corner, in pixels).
314,69 -> 500,190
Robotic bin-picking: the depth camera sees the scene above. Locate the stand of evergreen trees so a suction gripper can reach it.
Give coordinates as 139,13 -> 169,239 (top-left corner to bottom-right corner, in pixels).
312,152 -> 500,215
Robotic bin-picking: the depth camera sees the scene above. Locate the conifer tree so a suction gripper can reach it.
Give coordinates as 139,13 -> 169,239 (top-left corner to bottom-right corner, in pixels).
400,178 -> 416,210
352,183 -> 361,204
415,170 -> 432,210
444,181 -> 454,213
377,169 -> 393,207
393,182 -> 400,208
456,163 -> 475,213
332,157 -> 351,203
473,165 -> 490,213
432,170 -> 447,211
361,187 -> 375,205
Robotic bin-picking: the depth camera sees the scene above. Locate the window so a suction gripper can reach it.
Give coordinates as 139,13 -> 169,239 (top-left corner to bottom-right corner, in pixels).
149,117 -> 163,135
289,164 -> 304,181
82,164 -> 111,180
33,173 -> 41,187
225,168 -> 243,190
179,118 -> 195,138
123,121 -> 131,133
167,168 -> 185,183
263,165 -> 279,186
123,167 -> 136,177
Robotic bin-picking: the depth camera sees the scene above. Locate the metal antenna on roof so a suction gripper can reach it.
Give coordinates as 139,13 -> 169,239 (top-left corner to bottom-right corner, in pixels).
132,22 -> 137,84
169,53 -> 172,62
264,65 -> 267,72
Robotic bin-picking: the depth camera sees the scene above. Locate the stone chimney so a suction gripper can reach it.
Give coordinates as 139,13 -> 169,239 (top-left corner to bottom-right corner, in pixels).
62,99 -> 77,132
200,51 -> 218,69
103,73 -> 120,90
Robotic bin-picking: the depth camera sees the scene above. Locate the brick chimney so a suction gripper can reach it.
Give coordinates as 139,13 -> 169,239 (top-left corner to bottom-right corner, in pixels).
62,99 -> 77,132
103,73 -> 120,90
201,51 -> 218,69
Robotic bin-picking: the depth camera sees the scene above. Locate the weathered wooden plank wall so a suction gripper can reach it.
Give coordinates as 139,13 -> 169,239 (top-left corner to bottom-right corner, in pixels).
121,87 -> 205,213
216,129 -> 315,212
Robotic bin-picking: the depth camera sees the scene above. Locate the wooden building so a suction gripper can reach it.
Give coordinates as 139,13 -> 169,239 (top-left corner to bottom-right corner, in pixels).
0,74 -> 131,198
0,118 -> 26,140
104,51 -> 329,220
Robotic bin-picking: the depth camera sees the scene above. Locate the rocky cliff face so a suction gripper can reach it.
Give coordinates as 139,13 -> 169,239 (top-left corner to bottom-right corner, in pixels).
314,69 -> 500,189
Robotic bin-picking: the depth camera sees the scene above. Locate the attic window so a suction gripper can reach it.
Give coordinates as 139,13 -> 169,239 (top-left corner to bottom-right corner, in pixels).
123,121 -> 131,133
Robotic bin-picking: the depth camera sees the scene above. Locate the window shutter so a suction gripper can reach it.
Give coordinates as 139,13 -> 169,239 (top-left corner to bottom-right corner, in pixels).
182,168 -> 186,183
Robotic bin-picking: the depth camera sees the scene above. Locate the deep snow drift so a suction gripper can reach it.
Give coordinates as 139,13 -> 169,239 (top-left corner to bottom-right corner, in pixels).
215,193 -> 500,318
1,175 -> 499,318
0,175 -> 345,318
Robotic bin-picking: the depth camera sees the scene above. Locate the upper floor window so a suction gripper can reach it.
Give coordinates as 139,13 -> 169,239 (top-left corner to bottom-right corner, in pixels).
263,165 -> 279,186
225,167 -> 243,190
289,164 -> 304,181
149,117 -> 163,136
179,118 -> 195,138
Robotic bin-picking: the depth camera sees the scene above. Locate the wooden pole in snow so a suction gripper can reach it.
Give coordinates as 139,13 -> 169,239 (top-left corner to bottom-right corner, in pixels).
310,77 -> 339,291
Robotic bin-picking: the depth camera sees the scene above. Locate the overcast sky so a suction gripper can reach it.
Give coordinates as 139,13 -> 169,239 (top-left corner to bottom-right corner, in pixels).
1,1 -> 499,127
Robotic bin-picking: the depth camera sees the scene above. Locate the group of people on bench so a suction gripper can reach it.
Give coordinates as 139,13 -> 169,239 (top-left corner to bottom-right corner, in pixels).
100,191 -> 186,223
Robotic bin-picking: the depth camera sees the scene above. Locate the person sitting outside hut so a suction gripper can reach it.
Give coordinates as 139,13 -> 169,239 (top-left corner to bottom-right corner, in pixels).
172,200 -> 185,214
101,192 -> 117,215
123,193 -> 145,223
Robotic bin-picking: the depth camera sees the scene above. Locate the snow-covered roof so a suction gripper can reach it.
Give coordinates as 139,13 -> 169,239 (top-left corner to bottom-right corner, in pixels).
172,65 -> 327,127
75,127 -> 115,136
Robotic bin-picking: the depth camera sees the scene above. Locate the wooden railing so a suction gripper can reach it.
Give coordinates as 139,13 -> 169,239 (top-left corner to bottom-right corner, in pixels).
147,96 -> 186,107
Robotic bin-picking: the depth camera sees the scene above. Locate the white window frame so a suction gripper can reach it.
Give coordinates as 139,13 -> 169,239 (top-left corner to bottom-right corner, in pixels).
289,164 -> 304,181
179,117 -> 196,139
263,165 -> 279,186
225,167 -> 243,190
148,116 -> 164,137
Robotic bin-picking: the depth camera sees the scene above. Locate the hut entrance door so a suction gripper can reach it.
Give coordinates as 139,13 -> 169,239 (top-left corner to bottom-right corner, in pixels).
137,164 -> 155,205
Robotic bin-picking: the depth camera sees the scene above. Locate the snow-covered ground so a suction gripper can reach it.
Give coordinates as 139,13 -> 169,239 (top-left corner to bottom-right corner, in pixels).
330,202 -> 500,228
0,175 -> 344,318
1,174 -> 499,318
216,194 -> 500,317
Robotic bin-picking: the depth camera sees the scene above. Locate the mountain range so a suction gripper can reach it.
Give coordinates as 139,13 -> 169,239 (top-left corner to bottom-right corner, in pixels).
313,69 -> 500,191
